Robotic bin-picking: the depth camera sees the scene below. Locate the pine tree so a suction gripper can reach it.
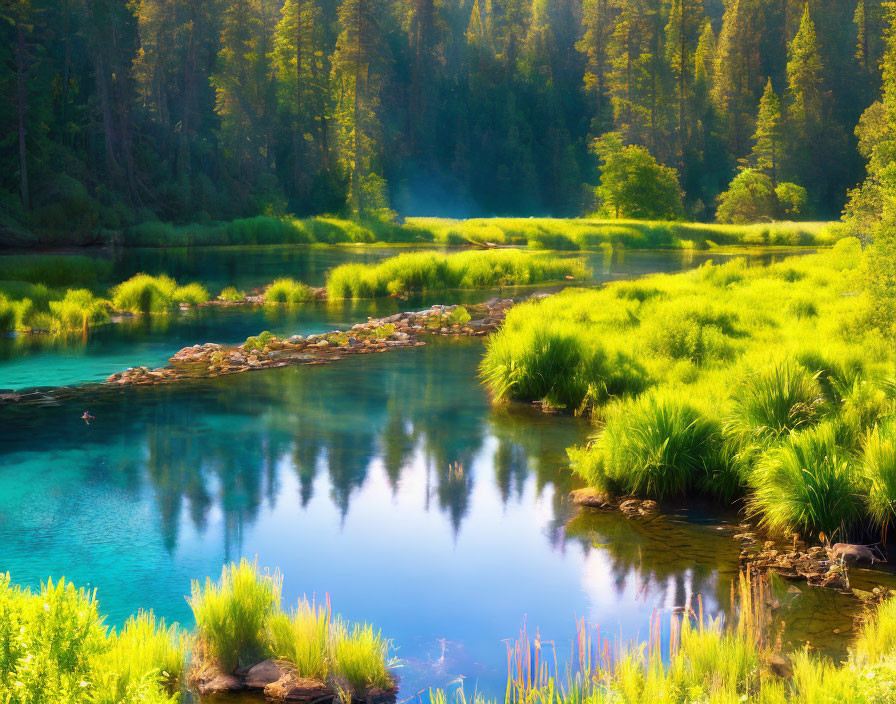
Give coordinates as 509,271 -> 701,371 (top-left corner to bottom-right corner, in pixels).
331,0 -> 392,215
664,0 -> 704,157
854,0 -> 885,98
577,0 -> 613,135
786,4 -> 823,127
746,79 -> 783,185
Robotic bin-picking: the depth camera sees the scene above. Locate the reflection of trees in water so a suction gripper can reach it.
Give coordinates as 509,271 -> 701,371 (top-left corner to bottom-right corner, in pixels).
565,510 -> 739,616
0,342 -> 594,556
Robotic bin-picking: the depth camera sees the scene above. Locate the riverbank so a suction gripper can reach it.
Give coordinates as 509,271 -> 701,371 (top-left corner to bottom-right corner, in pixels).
3,214 -> 841,251
482,238 -> 896,544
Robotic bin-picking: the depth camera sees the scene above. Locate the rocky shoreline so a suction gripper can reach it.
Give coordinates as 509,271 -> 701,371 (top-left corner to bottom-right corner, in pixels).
0,299 -> 517,404
569,488 -> 894,604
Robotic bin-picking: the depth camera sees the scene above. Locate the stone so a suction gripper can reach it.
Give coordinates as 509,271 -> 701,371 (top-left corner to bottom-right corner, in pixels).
766,653 -> 793,679
569,487 -> 612,508
264,674 -> 332,702
192,670 -> 245,695
830,543 -> 878,565
245,659 -> 284,689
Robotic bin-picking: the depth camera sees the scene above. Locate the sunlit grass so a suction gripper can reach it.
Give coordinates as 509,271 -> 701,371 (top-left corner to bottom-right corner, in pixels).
188,558 -> 282,672
265,278 -> 316,305
326,249 -> 585,299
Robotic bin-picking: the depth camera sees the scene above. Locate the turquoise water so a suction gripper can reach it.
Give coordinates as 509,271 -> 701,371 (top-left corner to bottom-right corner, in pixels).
0,337 -> 885,698
0,247 -> 797,390
2,244 -> 868,699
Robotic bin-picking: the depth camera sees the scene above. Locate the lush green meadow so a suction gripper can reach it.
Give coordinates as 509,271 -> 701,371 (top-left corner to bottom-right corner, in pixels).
482,239 -> 896,539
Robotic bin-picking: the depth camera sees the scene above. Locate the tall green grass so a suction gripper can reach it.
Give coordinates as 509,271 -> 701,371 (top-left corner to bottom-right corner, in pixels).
331,620 -> 394,695
326,249 -> 585,299
570,394 -> 733,500
188,559 -> 282,672
748,423 -> 863,536
433,575 -> 896,704
485,239 -> 896,538
265,278 -> 316,305
267,599 -> 331,680
112,274 -> 208,314
408,217 -> 840,250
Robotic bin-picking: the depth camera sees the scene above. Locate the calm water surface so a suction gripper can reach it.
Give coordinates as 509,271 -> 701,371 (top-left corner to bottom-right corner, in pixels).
0,247 -> 799,390
0,338 -> 889,698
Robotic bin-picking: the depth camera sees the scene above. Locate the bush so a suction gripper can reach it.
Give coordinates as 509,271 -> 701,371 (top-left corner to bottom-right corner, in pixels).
48,289 -> 109,331
0,295 -> 15,333
218,286 -> 246,302
188,559 -> 282,672
572,395 -> 731,500
265,278 -> 315,305
112,274 -> 177,314
748,423 -> 863,536
172,283 -> 209,306
244,331 -> 275,351
481,323 -> 647,412
728,361 -> 824,441
0,573 -> 178,704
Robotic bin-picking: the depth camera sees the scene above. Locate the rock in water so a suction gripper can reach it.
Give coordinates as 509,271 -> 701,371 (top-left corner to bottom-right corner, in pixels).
264,674 -> 333,702
245,659 -> 284,689
830,543 -> 878,565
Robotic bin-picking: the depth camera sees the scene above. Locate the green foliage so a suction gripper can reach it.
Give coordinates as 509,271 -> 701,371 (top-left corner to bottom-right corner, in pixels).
244,331 -> 275,352
482,321 -> 647,412
331,620 -> 394,696
592,133 -> 684,220
218,286 -> 246,303
112,274 -> 178,314
863,420 -> 896,531
716,170 -> 807,224
188,559 -> 282,672
48,289 -> 109,331
0,573 -> 177,704
327,250 -> 584,299
572,394 -> 732,501
267,600 -> 331,681
449,306 -> 471,326
0,295 -> 16,333
748,423 -> 863,536
172,283 -> 210,306
265,278 -> 315,305
728,361 -> 824,441
0,255 -> 113,287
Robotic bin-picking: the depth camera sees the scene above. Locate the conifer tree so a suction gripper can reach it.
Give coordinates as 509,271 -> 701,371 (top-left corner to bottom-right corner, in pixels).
331,0 -> 392,215
786,4 -> 823,127
664,0 -> 703,156
746,79 -> 784,185
577,0 -> 613,135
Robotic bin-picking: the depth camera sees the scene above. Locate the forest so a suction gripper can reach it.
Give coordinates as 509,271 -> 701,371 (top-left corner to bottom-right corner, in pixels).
0,0 -> 890,244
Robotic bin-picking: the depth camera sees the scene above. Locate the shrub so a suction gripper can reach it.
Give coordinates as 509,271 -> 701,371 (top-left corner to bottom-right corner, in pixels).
265,278 -> 315,305
172,283 -> 209,306
48,289 -> 109,331
728,361 -> 824,441
112,274 -> 177,314
481,323 -> 647,412
573,395 -> 731,500
218,286 -> 246,303
748,423 -> 863,536
0,295 -> 15,333
244,330 -> 275,352
188,559 -> 282,672
448,306 -> 471,326
863,420 -> 896,532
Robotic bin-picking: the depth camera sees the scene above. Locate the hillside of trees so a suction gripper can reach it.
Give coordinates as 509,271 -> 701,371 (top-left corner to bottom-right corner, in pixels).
0,0 -> 891,242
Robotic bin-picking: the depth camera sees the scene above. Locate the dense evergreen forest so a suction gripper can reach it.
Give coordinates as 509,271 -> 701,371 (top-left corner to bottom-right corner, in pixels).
0,0 -> 891,241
